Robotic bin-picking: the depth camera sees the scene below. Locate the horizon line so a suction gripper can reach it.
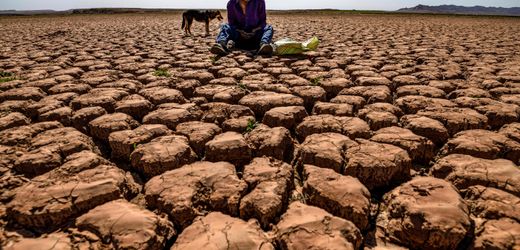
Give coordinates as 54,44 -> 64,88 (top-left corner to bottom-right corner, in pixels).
2,4 -> 519,12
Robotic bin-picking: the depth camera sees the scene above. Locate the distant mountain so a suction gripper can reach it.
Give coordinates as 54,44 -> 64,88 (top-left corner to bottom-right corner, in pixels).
397,4 -> 520,16
0,9 -> 58,15
2,6 -> 520,16
0,8 -> 188,16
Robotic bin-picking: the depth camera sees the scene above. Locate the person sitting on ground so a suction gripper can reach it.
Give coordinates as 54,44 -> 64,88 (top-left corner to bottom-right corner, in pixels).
210,0 -> 274,56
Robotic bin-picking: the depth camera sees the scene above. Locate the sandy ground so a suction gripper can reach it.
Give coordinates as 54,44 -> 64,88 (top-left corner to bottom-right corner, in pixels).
1,13 -> 520,249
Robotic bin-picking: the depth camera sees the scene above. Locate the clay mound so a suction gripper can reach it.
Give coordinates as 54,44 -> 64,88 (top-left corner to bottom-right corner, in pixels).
200,102 -> 254,125
297,132 -> 357,173
130,135 -> 197,178
345,140 -> 412,190
76,199 -> 175,249
71,106 -> 107,133
400,114 -> 450,145
416,107 -> 488,135
245,124 -> 293,161
109,124 -> 172,160
500,122 -> 520,143
172,212 -> 274,250
262,106 -> 308,130
275,202 -> 363,250
396,85 -> 446,98
472,218 -> 520,250
303,165 -> 371,230
205,132 -> 252,166
474,102 -> 519,129
338,85 -> 392,103
176,121 -> 222,157
464,185 -> 520,222
395,95 -> 457,114
296,114 -> 371,141
291,85 -> 327,109
296,134 -> 411,190
38,150 -> 110,180
439,129 -> 520,163
0,87 -> 46,102
431,154 -> 520,196
71,88 -> 128,112
194,84 -> 246,103
3,233 -> 72,250
239,91 -> 304,116
143,103 -> 202,130
144,161 -> 247,228
0,121 -> 63,146
139,87 -> 186,105
370,126 -> 435,164
14,127 -> 99,177
222,116 -> 257,133
89,113 -> 140,141
240,157 -> 293,229
312,102 -> 354,116
114,94 -> 154,120
0,112 -> 30,131
377,176 -> 471,249
7,164 -> 138,231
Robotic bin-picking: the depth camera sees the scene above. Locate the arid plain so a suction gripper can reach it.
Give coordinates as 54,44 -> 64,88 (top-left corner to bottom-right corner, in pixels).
1,12 -> 520,249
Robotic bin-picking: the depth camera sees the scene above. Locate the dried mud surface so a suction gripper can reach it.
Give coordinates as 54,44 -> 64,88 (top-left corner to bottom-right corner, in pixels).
1,13 -> 520,249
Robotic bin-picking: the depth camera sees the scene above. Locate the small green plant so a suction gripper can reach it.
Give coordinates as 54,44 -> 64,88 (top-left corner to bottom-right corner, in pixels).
237,82 -> 249,91
244,119 -> 258,134
0,78 -> 16,83
153,69 -> 171,77
210,56 -> 219,64
310,77 -> 322,86
289,191 -> 309,204
0,72 -> 16,83
129,143 -> 139,161
0,72 -> 13,78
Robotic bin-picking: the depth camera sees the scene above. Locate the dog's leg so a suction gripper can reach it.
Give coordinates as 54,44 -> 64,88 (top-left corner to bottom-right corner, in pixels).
182,15 -> 188,36
188,18 -> 194,37
205,20 -> 210,37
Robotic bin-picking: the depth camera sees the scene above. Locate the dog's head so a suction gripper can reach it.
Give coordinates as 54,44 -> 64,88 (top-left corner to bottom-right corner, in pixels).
213,11 -> 223,21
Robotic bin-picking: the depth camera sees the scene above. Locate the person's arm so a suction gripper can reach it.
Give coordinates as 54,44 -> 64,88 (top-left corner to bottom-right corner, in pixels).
227,1 -> 238,28
258,0 -> 266,29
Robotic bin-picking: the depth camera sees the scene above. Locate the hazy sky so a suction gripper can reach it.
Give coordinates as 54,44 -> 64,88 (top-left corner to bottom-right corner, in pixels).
1,0 -> 518,11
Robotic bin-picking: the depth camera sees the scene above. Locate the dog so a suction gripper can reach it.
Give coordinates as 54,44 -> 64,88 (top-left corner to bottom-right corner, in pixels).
181,10 -> 223,36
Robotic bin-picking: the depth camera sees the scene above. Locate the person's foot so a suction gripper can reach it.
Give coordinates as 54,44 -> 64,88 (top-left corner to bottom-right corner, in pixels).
226,40 -> 236,51
257,43 -> 273,55
210,42 -> 228,56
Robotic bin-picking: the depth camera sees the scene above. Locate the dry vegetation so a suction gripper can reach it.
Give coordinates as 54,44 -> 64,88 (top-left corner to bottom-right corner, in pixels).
1,12 -> 520,249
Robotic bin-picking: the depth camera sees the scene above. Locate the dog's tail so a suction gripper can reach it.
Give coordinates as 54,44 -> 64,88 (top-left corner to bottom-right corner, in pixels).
181,13 -> 186,29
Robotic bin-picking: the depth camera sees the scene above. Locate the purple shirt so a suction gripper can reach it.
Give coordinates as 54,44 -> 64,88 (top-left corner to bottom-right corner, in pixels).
227,0 -> 266,32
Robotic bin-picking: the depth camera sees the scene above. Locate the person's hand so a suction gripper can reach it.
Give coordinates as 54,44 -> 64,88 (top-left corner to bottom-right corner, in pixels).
251,26 -> 262,33
237,29 -> 255,39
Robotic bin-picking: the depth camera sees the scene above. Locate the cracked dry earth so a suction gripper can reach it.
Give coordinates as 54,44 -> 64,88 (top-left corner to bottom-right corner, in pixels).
1,12 -> 520,250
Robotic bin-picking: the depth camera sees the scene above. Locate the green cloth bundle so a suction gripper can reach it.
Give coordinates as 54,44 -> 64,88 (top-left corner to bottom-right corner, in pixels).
274,36 -> 320,55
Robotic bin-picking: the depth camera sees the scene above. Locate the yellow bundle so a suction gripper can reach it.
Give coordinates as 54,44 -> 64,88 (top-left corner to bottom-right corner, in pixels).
274,36 -> 320,55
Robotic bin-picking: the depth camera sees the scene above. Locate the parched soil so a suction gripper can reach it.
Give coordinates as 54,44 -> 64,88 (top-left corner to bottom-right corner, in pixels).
1,12 -> 520,249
